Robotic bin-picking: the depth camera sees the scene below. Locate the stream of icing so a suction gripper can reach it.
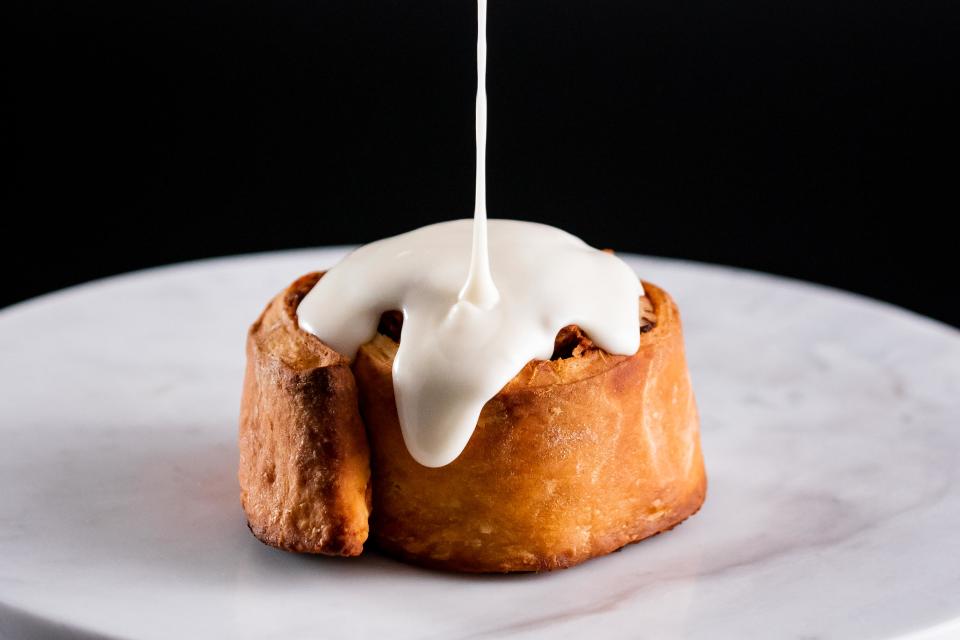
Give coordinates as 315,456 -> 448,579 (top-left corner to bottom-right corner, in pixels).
459,0 -> 499,310
297,2 -> 643,467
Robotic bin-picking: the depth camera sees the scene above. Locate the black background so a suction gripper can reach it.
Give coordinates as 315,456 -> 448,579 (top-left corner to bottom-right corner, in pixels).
5,0 -> 959,326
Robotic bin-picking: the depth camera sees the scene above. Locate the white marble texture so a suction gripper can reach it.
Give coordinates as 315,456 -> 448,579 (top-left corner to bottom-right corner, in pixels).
0,250 -> 958,640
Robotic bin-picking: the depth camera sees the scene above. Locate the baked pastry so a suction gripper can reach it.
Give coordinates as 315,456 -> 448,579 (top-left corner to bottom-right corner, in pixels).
239,271 -> 706,572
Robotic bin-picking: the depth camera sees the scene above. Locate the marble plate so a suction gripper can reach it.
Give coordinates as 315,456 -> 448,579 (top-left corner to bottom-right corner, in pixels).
1,250 -> 958,640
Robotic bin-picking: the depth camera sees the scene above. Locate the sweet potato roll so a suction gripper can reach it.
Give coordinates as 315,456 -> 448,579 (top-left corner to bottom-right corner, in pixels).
239,272 -> 706,572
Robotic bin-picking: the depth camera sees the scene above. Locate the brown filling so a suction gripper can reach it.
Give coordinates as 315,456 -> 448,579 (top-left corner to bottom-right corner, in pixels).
375,296 -> 656,361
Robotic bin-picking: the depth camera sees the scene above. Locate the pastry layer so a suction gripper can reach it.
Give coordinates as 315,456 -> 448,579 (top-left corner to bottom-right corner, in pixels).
239,273 -> 371,556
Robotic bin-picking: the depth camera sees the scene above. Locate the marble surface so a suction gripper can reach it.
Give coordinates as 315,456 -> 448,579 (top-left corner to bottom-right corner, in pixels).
1,250 -> 959,640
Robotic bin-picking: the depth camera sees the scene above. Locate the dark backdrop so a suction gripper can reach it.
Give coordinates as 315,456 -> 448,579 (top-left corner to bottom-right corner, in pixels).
5,0 -> 959,326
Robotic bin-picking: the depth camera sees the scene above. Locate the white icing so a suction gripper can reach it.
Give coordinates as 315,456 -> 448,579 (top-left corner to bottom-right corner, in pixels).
459,0 -> 499,310
297,220 -> 642,467
296,0 -> 643,467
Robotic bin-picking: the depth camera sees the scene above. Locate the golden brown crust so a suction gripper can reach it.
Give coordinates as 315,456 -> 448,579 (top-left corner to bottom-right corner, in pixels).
239,273 -> 371,556
354,282 -> 705,572
238,273 -> 706,571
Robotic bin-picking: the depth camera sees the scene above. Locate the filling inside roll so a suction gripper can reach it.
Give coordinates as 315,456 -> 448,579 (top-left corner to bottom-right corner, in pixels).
374,297 -> 658,361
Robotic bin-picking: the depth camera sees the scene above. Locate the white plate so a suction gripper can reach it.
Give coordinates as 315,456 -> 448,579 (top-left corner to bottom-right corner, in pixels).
1,250 -> 958,640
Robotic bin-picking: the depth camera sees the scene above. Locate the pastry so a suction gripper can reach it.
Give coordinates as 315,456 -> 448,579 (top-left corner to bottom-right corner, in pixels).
239,266 -> 706,572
